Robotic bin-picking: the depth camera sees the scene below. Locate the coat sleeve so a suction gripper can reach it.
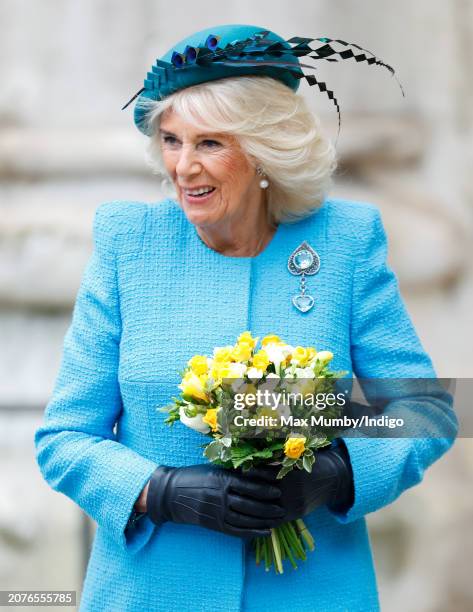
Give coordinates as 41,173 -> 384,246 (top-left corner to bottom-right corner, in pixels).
34,203 -> 158,554
329,205 -> 458,524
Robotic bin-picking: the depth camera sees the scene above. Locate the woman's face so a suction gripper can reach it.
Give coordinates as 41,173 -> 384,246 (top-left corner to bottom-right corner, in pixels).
158,108 -> 264,228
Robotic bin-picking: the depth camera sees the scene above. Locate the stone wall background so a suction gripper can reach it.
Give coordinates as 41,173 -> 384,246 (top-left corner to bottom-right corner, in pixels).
1,1 -> 472,610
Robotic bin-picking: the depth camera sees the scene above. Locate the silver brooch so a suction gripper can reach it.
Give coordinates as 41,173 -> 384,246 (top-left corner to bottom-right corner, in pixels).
287,241 -> 320,313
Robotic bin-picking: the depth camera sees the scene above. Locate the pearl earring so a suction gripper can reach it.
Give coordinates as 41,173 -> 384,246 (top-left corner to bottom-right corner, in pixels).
256,166 -> 269,189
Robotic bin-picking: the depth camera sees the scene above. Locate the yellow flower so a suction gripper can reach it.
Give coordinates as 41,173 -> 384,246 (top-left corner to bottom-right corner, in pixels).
316,350 -> 333,364
188,355 -> 208,376
210,363 -> 231,383
203,408 -> 219,432
231,342 -> 253,362
261,334 -> 282,347
306,347 -> 317,362
292,346 -> 310,366
179,371 -> 209,402
284,436 -> 307,459
214,347 -> 233,363
252,349 -> 270,371
238,331 -> 258,348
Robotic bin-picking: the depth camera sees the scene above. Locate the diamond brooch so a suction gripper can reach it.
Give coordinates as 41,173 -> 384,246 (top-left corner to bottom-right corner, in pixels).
287,241 -> 320,313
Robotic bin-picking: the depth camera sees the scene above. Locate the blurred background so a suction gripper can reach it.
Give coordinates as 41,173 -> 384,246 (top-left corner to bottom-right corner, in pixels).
1,1 -> 472,610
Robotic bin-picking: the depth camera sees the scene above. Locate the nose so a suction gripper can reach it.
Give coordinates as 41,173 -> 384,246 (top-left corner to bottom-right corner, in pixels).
175,144 -> 202,178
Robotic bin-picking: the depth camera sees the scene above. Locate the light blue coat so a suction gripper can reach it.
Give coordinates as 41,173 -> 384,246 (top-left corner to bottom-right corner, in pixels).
34,198 -> 457,611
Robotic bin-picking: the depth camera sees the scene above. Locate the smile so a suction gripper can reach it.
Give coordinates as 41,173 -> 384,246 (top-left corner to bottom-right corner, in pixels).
182,186 -> 216,203
183,186 -> 215,196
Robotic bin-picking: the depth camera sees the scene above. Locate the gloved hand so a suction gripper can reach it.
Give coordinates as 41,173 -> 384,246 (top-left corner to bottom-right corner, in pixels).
246,442 -> 354,521
146,464 -> 286,538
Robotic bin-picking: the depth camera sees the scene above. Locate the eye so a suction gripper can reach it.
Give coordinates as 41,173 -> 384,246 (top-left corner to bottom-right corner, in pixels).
162,135 -> 180,146
200,139 -> 221,148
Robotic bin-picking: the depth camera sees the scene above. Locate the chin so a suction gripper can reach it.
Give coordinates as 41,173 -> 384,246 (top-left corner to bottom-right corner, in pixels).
180,200 -> 222,228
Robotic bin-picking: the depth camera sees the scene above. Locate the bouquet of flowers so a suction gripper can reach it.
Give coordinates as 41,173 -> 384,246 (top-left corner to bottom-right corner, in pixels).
160,331 -> 347,574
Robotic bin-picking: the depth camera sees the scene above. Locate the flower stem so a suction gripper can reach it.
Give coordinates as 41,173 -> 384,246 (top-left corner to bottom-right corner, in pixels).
255,537 -> 261,565
264,536 -> 271,571
277,525 -> 298,570
286,522 -> 307,560
270,528 -> 284,574
295,519 -> 315,551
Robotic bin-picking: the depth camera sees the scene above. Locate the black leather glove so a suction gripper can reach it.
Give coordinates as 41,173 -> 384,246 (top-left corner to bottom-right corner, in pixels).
146,464 -> 286,538
246,442 -> 354,521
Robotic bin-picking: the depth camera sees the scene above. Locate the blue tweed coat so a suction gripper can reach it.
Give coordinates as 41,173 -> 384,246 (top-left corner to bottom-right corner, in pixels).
34,198 -> 457,611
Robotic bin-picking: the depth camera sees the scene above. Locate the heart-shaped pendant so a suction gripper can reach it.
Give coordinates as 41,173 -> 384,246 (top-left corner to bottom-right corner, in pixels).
287,241 -> 320,314
292,294 -> 315,313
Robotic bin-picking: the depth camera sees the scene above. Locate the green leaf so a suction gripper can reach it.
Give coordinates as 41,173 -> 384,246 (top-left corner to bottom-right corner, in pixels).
276,464 -> 295,479
268,441 -> 285,451
251,448 -> 274,459
181,393 -> 209,406
220,446 -> 232,462
302,453 -> 315,472
204,440 -> 223,461
307,435 -> 328,449
230,442 -> 256,460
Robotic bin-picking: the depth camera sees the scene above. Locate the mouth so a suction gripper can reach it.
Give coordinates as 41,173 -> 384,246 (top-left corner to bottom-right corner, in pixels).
181,186 -> 216,204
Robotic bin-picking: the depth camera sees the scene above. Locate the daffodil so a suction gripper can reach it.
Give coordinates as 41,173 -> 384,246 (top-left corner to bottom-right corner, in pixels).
264,343 -> 294,368
188,354 -> 209,376
316,350 -> 333,365
294,367 -> 315,379
252,349 -> 270,371
213,346 -> 233,363
261,334 -> 282,347
291,346 -> 312,367
202,407 -> 220,432
246,367 -> 264,380
238,331 -> 258,348
306,347 -> 317,363
179,371 -> 209,402
231,342 -> 253,362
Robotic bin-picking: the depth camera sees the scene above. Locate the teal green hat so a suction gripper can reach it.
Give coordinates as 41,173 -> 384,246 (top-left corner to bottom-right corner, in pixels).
123,24 -> 404,138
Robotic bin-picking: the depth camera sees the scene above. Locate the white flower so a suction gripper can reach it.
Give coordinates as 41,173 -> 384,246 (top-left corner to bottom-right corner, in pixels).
246,367 -> 264,380
258,374 -> 280,392
282,364 -> 298,380
294,367 -> 315,379
231,378 -> 248,392
228,362 -> 247,377
264,343 -> 294,368
179,406 -> 210,434
315,350 -> 333,364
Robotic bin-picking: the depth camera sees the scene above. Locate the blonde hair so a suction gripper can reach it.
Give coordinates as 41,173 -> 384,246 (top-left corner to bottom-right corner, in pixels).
139,76 -> 337,223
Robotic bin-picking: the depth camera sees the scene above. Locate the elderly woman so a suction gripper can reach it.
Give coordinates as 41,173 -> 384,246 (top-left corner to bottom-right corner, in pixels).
34,24 -> 457,612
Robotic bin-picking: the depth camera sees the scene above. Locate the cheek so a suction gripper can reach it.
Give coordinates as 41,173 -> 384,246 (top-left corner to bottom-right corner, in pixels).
160,149 -> 177,176
212,151 -> 253,193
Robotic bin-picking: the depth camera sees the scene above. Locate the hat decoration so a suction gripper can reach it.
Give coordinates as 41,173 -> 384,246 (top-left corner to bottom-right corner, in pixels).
123,28 -> 404,140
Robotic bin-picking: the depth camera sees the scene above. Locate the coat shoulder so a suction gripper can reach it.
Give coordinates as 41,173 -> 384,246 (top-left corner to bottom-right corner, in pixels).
321,197 -> 383,246
93,199 -> 182,254
324,197 -> 381,226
